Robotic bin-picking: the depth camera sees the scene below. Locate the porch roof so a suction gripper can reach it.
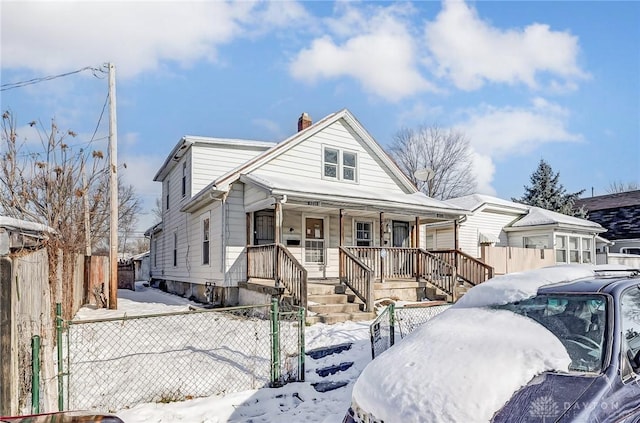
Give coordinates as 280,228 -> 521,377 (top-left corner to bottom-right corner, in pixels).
241,173 -> 470,219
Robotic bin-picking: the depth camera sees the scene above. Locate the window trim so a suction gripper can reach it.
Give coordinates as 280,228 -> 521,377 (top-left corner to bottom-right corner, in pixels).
322,145 -> 358,183
353,219 -> 374,247
303,214 -> 328,265
554,234 -> 594,264
181,162 -> 187,198
165,180 -> 170,210
173,232 -> 178,267
201,213 -> 210,266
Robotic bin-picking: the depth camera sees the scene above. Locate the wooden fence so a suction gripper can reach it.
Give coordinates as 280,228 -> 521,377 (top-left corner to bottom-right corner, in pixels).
480,246 -> 555,275
0,248 -> 109,416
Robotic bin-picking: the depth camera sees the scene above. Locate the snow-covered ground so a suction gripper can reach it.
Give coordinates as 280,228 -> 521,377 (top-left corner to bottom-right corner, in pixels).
75,282 -> 371,423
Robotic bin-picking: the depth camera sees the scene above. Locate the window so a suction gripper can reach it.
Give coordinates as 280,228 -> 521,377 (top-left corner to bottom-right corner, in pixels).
555,235 -> 567,263
324,148 -> 338,179
181,162 -> 187,198
165,180 -> 170,210
153,238 -> 158,267
355,221 -> 372,246
343,152 -> 356,181
305,218 -> 325,263
173,232 -> 177,267
202,217 -> 210,265
621,287 -> 640,376
523,235 -> 549,249
582,238 -> 592,263
569,237 -> 580,263
323,146 -> 357,182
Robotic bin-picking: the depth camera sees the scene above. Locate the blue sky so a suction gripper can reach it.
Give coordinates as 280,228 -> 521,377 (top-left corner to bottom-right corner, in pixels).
2,0 -> 639,234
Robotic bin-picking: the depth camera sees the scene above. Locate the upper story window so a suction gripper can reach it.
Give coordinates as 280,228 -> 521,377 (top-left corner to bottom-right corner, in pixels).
165,180 -> 170,210
323,146 -> 357,182
181,162 -> 187,198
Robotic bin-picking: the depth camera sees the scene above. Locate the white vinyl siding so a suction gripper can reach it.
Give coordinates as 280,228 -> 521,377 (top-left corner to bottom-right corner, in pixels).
457,209 -> 520,258
253,119 -> 408,193
191,144 -> 268,194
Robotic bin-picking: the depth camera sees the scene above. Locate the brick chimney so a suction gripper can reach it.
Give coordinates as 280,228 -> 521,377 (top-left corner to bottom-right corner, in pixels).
297,112 -> 312,132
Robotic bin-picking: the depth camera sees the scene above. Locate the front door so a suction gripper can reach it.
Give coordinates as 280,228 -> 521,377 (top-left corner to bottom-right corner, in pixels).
254,209 -> 275,245
392,221 -> 410,247
304,217 -> 325,264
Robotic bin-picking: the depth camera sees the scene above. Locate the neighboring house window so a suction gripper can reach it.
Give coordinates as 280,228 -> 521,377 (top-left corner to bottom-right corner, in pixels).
181,162 -> 187,198
323,146 -> 357,182
355,221 -> 373,246
556,235 -> 567,263
173,232 -> 177,267
166,180 -> 170,210
202,217 -> 210,265
582,238 -> 592,263
523,235 -> 549,249
555,235 -> 592,264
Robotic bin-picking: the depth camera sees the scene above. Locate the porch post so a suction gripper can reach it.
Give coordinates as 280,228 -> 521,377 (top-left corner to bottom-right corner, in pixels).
339,209 -> 345,279
274,202 -> 282,245
415,216 -> 420,281
379,212 -> 385,283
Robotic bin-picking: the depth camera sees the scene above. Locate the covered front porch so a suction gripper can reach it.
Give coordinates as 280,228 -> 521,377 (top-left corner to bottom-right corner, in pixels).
243,197 -> 494,316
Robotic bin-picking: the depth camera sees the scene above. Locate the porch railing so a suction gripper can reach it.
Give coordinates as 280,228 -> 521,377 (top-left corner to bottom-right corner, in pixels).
343,247 -> 418,281
339,247 -> 374,312
430,250 -> 494,286
418,249 -> 456,296
247,244 -> 308,310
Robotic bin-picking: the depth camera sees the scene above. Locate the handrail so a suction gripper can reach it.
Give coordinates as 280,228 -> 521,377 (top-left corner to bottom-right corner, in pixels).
247,243 -> 307,310
343,246 -> 419,281
418,249 -> 456,296
430,249 -> 494,286
339,247 -> 374,312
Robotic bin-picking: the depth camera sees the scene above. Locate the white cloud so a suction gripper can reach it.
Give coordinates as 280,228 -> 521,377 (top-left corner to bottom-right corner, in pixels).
456,98 -> 582,193
1,1 -> 307,78
289,4 -> 434,102
396,101 -> 444,127
425,0 -> 587,90
252,118 -> 283,140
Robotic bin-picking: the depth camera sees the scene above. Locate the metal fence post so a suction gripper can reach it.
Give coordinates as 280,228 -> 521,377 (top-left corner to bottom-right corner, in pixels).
56,302 -> 63,411
298,307 -> 305,382
270,297 -> 281,387
389,303 -> 395,347
31,335 -> 40,414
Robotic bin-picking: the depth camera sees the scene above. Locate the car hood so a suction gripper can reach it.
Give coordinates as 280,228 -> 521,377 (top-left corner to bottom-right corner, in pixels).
492,372 -> 597,423
351,308 -> 572,423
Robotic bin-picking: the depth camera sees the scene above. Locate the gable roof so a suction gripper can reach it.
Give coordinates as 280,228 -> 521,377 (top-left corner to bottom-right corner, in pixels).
444,194 -> 605,233
446,194 -> 529,214
182,109 -> 420,211
154,136 -> 275,182
574,190 -> 640,211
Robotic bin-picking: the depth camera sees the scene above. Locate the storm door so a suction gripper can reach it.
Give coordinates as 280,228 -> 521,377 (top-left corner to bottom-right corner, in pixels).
254,209 -> 275,245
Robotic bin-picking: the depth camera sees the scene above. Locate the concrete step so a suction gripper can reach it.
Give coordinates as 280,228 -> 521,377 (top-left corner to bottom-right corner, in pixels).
312,380 -> 349,392
307,283 -> 339,295
308,294 -> 348,304
315,361 -> 354,377
306,342 -> 353,359
308,303 -> 362,314
306,311 -> 375,325
374,281 -> 421,289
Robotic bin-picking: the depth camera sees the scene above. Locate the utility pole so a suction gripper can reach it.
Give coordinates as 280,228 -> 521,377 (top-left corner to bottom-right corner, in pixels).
82,158 -> 91,256
108,63 -> 118,309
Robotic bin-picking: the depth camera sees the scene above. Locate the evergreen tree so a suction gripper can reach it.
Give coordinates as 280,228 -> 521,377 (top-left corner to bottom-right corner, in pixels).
513,159 -> 586,217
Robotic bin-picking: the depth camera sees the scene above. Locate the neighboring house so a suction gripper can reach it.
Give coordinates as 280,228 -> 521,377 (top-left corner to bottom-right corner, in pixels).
575,190 -> 640,255
131,251 -> 150,282
146,109 -> 471,316
425,194 -> 606,265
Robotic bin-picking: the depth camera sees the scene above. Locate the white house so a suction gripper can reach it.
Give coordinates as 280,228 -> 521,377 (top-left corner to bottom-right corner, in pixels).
424,194 -> 607,265
146,109 -> 474,316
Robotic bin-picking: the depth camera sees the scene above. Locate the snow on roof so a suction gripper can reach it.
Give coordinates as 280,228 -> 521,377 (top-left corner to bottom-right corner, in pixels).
445,194 -> 529,213
351,307 -> 571,422
244,172 -> 470,215
182,136 -> 276,149
0,216 -> 55,234
511,206 -> 605,230
454,265 -> 597,308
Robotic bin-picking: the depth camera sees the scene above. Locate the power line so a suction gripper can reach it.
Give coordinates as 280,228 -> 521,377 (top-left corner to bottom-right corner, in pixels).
1,65 -> 106,92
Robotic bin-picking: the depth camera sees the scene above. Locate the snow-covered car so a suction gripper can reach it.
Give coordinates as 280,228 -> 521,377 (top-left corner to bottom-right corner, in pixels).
343,265 -> 640,423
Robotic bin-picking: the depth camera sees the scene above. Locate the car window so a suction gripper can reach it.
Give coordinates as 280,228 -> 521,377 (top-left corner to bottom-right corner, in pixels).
494,294 -> 607,373
620,286 -> 640,374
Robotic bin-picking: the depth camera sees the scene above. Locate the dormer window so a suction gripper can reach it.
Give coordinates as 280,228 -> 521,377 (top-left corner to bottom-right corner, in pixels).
323,146 -> 357,182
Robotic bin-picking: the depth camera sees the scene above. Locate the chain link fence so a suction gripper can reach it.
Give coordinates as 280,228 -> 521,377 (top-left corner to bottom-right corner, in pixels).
57,300 -> 304,412
370,302 -> 452,359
